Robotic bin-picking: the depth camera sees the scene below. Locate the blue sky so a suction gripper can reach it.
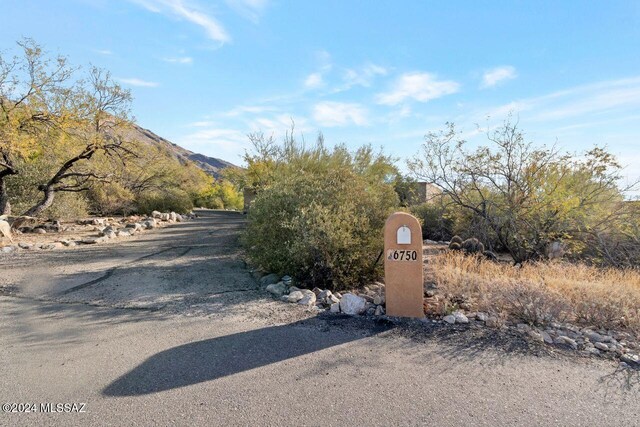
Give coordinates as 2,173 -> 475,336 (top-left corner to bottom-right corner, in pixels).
1,0 -> 639,188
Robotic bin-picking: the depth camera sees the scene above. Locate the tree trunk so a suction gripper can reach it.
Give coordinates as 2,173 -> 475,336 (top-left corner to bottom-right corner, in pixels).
23,186 -> 55,217
0,175 -> 12,216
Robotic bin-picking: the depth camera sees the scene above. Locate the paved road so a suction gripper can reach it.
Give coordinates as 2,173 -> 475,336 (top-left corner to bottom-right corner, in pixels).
0,211 -> 638,426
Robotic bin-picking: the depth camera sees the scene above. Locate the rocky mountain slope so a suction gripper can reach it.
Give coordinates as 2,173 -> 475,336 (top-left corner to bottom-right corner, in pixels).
127,124 -> 237,178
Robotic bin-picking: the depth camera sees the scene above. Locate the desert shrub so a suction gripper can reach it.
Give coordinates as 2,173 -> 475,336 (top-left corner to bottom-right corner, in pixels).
409,119 -> 635,263
243,136 -> 399,290
411,202 -> 454,241
431,251 -> 640,332
136,189 -> 193,214
42,192 -> 89,220
88,182 -> 136,215
194,180 -> 243,210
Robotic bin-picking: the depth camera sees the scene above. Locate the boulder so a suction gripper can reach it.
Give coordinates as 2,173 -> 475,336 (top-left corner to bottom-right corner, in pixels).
287,291 -> 304,303
0,219 -> 12,242
117,230 -> 132,237
443,314 -> 456,324
169,212 -> 177,222
298,292 -> 316,306
175,214 -> 183,222
1,245 -> 17,253
160,213 -> 170,221
266,282 -> 287,297
143,219 -> 157,229
151,211 -> 162,219
339,293 -> 367,315
330,302 -> 340,313
33,227 -> 47,234
453,311 -> 469,324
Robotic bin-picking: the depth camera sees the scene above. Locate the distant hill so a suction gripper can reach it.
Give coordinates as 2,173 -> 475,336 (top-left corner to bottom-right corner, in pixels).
126,124 -> 238,178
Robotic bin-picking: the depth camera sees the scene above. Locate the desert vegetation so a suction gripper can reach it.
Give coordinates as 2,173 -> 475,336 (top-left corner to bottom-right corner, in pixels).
0,39 -> 240,219
239,130 -> 400,290
429,251 -> 640,334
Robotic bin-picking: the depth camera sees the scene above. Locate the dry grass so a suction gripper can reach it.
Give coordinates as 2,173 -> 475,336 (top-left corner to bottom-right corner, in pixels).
430,252 -> 640,334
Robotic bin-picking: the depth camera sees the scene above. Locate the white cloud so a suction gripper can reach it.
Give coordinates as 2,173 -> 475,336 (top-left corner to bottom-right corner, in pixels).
312,101 -> 368,127
304,73 -> 323,89
376,72 -> 460,105
224,105 -> 278,117
162,56 -> 193,64
131,0 -> 230,43
225,0 -> 267,22
95,49 -> 113,55
481,66 -> 517,89
342,63 -> 387,89
118,77 -> 159,87
485,76 -> 640,122
180,127 -> 249,160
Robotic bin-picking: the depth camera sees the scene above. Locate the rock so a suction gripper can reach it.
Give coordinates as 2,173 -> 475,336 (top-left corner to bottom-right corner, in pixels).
288,286 -> 301,293
18,242 -> 34,249
281,275 -> 293,286
585,331 -> 607,343
362,294 -> 375,303
517,323 -> 531,332
80,238 -> 103,244
175,214 -> 183,222
317,289 -> 331,299
339,293 -> 367,315
374,305 -> 385,316
621,354 -> 639,366
366,307 -> 376,316
476,312 -> 488,322
334,292 -> 342,299
151,211 -> 162,219
125,223 -> 142,232
287,291 -> 304,303
0,220 -> 12,241
541,331 -> 554,344
1,245 -> 17,253
169,212 -> 177,222
104,230 -> 117,239
373,295 -> 385,305
330,302 -> 340,313
298,291 -> 316,306
260,273 -> 280,287
594,342 -> 609,351
555,336 -> 578,349
312,287 -> 323,296
33,228 -> 47,234
266,282 -> 287,297
326,294 -> 340,304
117,230 -> 131,237
528,330 -> 544,342
40,243 -> 60,250
425,289 -> 436,298
443,315 -> 456,324
453,311 -> 469,324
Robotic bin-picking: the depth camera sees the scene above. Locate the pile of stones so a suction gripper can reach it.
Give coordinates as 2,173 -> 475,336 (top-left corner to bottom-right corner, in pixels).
0,210 -> 194,254
432,308 -> 639,368
260,274 -> 387,316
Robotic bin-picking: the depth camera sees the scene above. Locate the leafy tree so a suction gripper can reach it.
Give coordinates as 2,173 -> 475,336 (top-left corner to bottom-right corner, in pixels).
408,119 -> 634,263
0,39 -> 74,214
23,67 -> 133,216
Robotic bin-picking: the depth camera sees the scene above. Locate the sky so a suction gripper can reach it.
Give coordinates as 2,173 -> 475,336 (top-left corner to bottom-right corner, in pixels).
1,0 -> 639,190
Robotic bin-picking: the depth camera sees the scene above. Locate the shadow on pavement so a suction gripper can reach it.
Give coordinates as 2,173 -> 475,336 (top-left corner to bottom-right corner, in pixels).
103,315 -> 394,397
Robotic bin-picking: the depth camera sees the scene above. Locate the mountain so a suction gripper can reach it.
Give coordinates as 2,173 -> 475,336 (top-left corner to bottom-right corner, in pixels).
126,124 -> 238,178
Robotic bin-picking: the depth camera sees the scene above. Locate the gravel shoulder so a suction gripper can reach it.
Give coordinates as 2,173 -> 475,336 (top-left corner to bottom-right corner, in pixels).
0,210 -> 638,426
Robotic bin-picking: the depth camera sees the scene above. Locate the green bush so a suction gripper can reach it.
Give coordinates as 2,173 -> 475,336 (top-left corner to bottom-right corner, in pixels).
243,139 -> 399,290
411,202 -> 454,241
136,189 -> 194,214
